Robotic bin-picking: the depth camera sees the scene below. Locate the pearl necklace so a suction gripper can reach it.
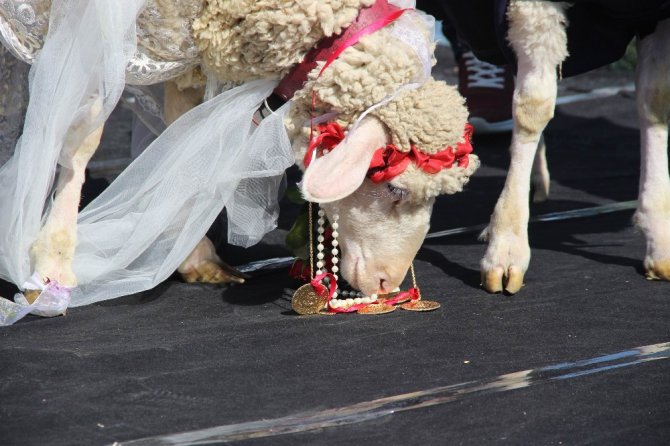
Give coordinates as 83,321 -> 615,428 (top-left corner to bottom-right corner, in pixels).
291,202 -> 440,315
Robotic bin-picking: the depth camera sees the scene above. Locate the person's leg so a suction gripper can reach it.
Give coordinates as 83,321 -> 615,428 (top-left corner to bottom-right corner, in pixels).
416,0 -> 514,133
425,0 -> 507,64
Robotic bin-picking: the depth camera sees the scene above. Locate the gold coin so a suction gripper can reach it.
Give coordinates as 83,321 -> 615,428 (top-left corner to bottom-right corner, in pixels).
380,292 -> 412,305
357,303 -> 397,315
400,300 -> 441,312
378,291 -> 399,299
292,284 -> 327,315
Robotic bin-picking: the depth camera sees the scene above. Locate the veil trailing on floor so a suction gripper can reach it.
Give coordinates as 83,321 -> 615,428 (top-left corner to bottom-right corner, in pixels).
0,0 -> 429,325
0,0 -> 294,324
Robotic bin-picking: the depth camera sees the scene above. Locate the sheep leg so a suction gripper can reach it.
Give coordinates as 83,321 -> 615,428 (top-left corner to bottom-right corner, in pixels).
163,81 -> 247,284
531,133 -> 550,203
28,100 -> 104,301
480,1 -> 568,293
633,19 -> 670,281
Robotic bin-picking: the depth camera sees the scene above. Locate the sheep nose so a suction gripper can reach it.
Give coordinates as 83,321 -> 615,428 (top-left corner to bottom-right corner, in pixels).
377,276 -> 391,294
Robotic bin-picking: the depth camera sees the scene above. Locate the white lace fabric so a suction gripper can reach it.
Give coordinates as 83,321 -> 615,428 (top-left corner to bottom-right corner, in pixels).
0,0 -> 50,63
0,0 -> 201,85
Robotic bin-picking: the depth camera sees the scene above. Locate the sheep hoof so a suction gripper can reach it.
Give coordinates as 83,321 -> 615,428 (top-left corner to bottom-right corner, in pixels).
644,258 -> 670,281
24,289 -> 42,305
482,267 -> 504,293
180,260 -> 249,285
481,265 -> 525,294
504,266 -> 525,294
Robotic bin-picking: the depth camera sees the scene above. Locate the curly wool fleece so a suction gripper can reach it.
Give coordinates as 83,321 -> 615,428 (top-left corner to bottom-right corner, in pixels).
286,27 -> 478,201
193,0 -> 478,200
192,0 -> 374,82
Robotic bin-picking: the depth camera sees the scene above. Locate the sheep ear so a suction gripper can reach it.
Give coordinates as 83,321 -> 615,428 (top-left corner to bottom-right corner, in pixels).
301,117 -> 388,203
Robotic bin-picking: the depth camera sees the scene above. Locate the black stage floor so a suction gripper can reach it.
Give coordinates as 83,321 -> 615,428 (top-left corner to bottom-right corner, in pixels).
2,84 -> 669,445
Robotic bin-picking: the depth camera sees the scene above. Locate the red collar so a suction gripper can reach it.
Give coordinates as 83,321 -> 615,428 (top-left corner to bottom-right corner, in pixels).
305,122 -> 475,180
274,0 -> 403,102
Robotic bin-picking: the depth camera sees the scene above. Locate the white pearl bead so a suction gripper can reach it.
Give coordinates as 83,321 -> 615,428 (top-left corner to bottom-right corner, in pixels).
331,265 -> 339,273
317,218 -> 325,226
333,274 -> 338,282
331,240 -> 338,247
316,269 -> 323,275
316,261 -> 324,268
331,222 -> 339,230
317,235 -> 325,243
393,287 -> 401,292
354,298 -> 362,305
332,231 -> 339,238
371,293 -> 378,300
331,248 -> 339,256
332,214 -> 339,220
345,299 -> 354,306
330,299 -> 339,308
331,257 -> 339,264
317,243 -> 324,251
317,252 -> 324,260
318,209 -> 325,217
332,291 -> 338,299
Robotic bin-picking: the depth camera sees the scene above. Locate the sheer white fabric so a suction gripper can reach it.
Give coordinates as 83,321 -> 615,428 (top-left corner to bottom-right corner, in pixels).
0,0 -> 145,283
72,81 -> 292,306
0,44 -> 29,166
0,0 -> 428,324
0,1 -> 293,322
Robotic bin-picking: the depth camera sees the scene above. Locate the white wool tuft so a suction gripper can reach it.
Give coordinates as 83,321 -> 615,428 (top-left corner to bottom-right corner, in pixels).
193,0 -> 375,82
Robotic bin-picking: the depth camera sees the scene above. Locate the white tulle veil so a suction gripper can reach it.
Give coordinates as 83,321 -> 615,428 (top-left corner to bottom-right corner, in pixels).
0,0 -> 430,325
0,1 -> 293,324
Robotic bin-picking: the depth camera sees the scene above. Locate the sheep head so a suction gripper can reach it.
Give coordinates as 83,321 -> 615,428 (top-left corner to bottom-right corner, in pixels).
294,80 -> 479,296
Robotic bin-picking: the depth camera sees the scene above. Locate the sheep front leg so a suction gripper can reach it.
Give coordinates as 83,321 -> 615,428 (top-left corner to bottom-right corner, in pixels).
480,1 -> 568,293
531,134 -> 550,203
163,81 -> 247,284
633,19 -> 670,280
28,101 -> 104,301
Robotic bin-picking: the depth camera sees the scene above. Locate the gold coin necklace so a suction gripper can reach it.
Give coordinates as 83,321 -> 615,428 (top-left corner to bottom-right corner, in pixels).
291,202 -> 440,315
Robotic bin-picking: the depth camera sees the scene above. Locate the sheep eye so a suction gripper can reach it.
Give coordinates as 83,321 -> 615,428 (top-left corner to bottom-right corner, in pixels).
387,183 -> 409,202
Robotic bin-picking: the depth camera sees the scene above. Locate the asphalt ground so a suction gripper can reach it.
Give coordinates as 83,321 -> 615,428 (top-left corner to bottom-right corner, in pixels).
2,63 -> 669,445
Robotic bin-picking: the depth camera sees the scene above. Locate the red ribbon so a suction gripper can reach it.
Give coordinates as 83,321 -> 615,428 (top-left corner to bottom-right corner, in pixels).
369,124 -> 474,183
305,121 -> 474,180
309,271 -> 366,314
327,286 -> 420,313
304,1 -> 409,166
308,265 -> 421,313
304,122 -> 346,167
383,287 -> 420,306
311,272 -> 338,301
275,0 -> 406,102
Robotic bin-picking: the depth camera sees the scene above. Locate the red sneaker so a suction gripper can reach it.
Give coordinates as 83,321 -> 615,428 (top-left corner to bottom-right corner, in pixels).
458,51 -> 514,134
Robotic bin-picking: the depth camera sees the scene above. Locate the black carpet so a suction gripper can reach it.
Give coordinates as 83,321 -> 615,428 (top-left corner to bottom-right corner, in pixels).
2,92 -> 669,445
